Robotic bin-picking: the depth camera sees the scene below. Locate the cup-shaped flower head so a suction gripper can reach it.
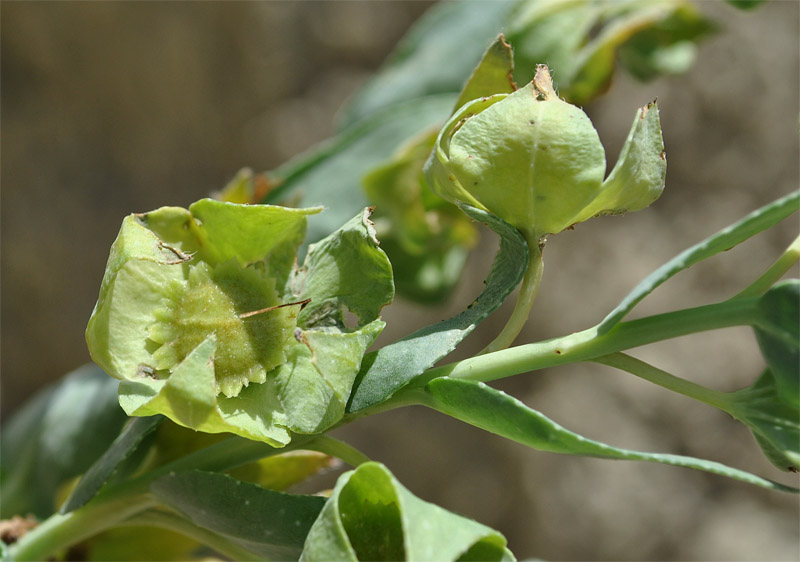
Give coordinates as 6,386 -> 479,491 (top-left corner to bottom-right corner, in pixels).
86,199 -> 394,446
425,65 -> 666,241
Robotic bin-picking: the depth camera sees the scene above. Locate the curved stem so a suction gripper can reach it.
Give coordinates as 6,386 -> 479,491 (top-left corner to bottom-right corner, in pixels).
10,492 -> 156,561
303,435 -> 371,467
735,234 -> 800,299
592,352 -> 734,413
481,239 -> 543,354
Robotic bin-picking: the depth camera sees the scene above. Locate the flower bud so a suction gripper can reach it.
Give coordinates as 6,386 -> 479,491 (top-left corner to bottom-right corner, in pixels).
425,65 -> 665,240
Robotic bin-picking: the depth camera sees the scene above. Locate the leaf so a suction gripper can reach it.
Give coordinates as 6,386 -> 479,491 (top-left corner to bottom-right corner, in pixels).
453,34 -> 516,112
150,470 -> 326,560
301,462 -> 513,562
752,281 -> 800,410
347,205 -> 529,413
61,415 -> 163,514
598,191 -> 800,333
572,101 -> 666,223
0,364 -> 127,518
337,0 -> 518,128
729,369 -> 800,473
422,377 -> 798,493
265,95 -> 456,248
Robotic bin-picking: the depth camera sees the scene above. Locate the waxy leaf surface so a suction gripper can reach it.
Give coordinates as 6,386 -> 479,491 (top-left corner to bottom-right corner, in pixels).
423,377 -> 798,493
301,462 -> 514,562
151,470 -> 325,560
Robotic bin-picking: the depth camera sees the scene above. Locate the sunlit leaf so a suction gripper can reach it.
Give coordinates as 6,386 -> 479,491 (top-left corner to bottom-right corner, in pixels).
423,377 -> 797,493
301,462 -> 514,562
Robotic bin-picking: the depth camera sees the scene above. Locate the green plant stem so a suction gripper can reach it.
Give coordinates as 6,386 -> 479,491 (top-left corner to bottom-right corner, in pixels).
481,239 -> 544,354
406,296 -> 762,390
10,491 -> 156,561
735,234 -> 800,299
9,433 -> 335,561
121,509 -> 258,562
592,352 -> 734,413
304,435 -> 372,467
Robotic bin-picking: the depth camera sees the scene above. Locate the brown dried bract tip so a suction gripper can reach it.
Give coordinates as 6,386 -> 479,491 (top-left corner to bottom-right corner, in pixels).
533,65 -> 556,100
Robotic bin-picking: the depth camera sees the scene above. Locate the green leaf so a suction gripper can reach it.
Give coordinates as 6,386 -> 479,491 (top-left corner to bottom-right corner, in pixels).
598,191 -> 800,333
572,101 -> 666,223
753,281 -> 800,410
453,34 -> 516,112
301,462 -> 513,562
60,416 -> 163,514
423,377 -> 798,493
265,95 -> 456,248
150,470 -> 326,560
337,0 -> 517,128
0,364 -> 127,518
729,369 -> 800,473
347,205 -> 528,412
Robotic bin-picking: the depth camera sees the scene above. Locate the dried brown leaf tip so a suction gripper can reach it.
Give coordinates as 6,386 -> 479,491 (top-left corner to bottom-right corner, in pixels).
533,65 -> 556,100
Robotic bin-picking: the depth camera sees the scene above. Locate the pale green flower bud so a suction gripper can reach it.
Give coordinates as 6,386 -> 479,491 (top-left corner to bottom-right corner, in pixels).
425,65 -> 665,240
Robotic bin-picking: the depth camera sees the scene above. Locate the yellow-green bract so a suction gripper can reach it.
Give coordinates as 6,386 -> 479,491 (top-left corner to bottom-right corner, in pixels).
86,199 -> 394,446
425,65 -> 666,241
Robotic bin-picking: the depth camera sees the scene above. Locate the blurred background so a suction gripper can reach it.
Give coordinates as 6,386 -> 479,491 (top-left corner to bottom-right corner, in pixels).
2,1 -> 798,560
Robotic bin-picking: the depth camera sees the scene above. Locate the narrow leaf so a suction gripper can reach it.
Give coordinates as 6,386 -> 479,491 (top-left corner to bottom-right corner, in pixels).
151,470 -> 325,560
61,415 -> 163,514
598,191 -> 800,333
337,0 -> 517,127
347,206 -> 528,412
423,377 -> 798,493
265,95 -> 456,248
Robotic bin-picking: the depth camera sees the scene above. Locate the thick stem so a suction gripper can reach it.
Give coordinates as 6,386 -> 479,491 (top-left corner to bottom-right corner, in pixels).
592,352 -> 734,413
404,296 -> 762,390
10,492 -> 156,561
481,240 -> 544,354
9,434 -> 321,560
